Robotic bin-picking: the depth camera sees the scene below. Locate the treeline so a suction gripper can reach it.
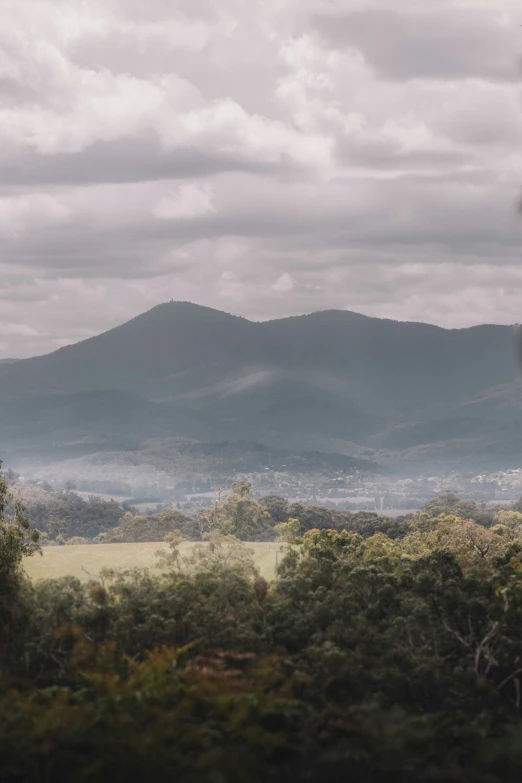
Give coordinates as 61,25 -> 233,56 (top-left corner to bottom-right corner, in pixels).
5,479 -> 132,544
10,473 -> 515,554
19,476 -> 522,547
5,465 -> 522,780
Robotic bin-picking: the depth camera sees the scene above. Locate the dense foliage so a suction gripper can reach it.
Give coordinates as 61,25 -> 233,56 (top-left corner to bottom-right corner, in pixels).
10,476 -> 510,548
8,480 -> 129,543
0,462 -> 40,662
5,478 -> 522,780
95,508 -> 192,543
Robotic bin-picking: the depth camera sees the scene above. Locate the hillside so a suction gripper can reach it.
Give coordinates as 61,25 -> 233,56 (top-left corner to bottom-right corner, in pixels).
0,303 -> 266,399
0,390 -> 223,461
20,437 -> 381,491
1,301 -> 520,472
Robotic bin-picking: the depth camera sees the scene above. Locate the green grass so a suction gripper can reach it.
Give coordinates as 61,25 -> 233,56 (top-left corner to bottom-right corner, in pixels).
24,541 -> 283,582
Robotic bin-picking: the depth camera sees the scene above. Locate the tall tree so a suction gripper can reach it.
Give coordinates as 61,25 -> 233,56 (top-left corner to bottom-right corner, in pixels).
0,462 -> 39,654
219,482 -> 273,540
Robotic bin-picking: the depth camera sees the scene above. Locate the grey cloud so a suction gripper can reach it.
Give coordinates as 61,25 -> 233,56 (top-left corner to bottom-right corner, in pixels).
113,0 -> 218,22
69,26 -> 286,119
334,137 -> 472,171
0,76 -> 41,105
0,138 -> 290,187
312,9 -> 520,82
2,170 -> 519,286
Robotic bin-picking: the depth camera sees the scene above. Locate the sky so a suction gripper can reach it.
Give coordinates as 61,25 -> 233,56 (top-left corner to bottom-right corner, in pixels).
1,0 -> 522,357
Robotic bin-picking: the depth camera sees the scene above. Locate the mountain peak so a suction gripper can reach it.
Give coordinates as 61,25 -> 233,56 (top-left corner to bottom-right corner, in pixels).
134,301 -> 250,325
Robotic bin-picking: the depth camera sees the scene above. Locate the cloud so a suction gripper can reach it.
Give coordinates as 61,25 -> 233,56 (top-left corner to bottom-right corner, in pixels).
0,194 -> 71,238
273,273 -> 295,293
0,0 -> 521,357
311,7 -> 521,82
0,323 -> 40,336
152,182 -> 216,220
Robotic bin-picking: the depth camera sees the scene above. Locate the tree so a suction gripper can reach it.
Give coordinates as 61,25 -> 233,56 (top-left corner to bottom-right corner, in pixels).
97,508 -> 191,543
286,503 -> 334,532
494,510 -> 522,531
361,532 -> 398,560
421,493 -> 497,527
156,530 -> 185,572
218,482 -> 273,541
511,495 -> 522,514
402,513 -> 513,576
259,495 -> 289,523
190,485 -> 230,540
0,462 -> 39,654
422,492 -> 463,515
337,511 -> 410,540
273,518 -> 300,544
15,482 -> 126,540
182,532 -> 258,579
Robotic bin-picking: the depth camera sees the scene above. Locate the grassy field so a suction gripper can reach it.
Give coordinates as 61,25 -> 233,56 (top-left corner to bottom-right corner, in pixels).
24,541 -> 283,582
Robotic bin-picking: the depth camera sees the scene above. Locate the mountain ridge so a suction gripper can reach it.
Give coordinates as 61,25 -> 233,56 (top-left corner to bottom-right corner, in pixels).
1,301 -> 520,472
1,301 -> 515,366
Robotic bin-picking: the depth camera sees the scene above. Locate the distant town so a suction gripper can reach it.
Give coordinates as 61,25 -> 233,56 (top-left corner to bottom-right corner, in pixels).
15,465 -> 522,516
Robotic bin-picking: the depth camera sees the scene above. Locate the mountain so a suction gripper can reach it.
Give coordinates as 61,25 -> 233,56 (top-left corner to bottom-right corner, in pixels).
0,303 -> 265,400
0,301 -> 520,472
0,389 -> 223,461
22,437 -> 381,490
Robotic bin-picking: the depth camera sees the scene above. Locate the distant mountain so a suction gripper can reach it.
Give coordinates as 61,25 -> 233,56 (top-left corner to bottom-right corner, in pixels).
0,358 -> 18,365
0,301 -> 520,472
21,437 -> 381,488
0,303 -> 263,399
0,389 -> 224,461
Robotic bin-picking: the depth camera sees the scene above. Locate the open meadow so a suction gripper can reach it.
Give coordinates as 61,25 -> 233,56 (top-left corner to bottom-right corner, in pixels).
24,541 -> 283,582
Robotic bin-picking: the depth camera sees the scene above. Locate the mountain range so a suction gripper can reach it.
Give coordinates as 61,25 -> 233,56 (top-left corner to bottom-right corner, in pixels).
1,301 -> 521,474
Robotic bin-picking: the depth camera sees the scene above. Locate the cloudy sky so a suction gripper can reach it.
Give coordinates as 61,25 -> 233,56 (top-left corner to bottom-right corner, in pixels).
1,0 -> 522,357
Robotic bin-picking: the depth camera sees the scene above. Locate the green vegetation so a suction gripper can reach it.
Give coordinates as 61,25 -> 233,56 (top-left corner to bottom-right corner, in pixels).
0,463 -> 39,658
6,478 -> 129,543
5,474 -> 522,780
9,479 -> 513,551
96,508 -> 191,543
